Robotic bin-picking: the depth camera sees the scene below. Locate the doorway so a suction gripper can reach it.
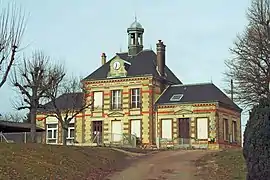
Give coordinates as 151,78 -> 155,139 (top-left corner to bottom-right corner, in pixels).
178,118 -> 190,144
92,121 -> 103,144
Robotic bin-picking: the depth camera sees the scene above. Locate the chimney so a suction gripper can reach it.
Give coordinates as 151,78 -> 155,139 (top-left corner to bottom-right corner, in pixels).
101,53 -> 106,65
156,40 -> 166,77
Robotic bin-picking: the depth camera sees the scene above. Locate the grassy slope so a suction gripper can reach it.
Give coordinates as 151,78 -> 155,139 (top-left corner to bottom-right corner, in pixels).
0,143 -> 130,180
196,149 -> 247,180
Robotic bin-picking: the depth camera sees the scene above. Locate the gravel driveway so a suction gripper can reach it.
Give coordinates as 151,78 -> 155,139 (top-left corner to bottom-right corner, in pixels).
106,150 -> 212,180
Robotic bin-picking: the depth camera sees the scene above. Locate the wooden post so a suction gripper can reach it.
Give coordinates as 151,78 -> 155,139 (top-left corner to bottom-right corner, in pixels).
24,132 -> 27,143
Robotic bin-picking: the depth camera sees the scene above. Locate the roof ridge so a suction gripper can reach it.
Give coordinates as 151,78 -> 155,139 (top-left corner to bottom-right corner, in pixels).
171,82 -> 213,87
116,52 -> 128,54
142,49 -> 155,52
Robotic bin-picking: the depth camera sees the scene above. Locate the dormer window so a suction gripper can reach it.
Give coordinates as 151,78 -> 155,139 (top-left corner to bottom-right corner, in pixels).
170,94 -> 183,101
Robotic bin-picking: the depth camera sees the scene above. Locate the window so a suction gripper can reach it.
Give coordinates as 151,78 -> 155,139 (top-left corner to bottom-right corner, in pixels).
196,118 -> 208,139
93,91 -> 103,109
170,94 -> 183,101
223,119 -> 229,141
232,121 -> 237,142
161,119 -> 172,140
131,33 -> 135,45
131,88 -> 141,108
47,124 -> 58,144
111,90 -> 122,109
67,123 -> 75,139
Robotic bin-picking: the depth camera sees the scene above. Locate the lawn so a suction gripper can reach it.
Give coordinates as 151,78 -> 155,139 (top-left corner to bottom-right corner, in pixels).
196,149 -> 247,180
0,143 -> 132,180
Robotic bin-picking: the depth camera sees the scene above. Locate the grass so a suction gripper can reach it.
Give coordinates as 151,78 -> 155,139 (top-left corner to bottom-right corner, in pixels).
196,149 -> 247,180
0,143 -> 132,180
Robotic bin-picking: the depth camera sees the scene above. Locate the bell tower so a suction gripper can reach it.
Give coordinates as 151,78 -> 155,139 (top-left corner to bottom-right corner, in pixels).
127,17 -> 144,56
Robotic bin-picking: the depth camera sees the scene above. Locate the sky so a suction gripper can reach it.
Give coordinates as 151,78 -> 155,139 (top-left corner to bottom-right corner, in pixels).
0,0 -> 250,129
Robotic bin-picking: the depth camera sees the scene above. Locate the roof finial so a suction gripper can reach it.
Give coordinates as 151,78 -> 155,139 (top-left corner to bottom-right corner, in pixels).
210,76 -> 213,83
120,44 -> 122,52
134,12 -> 137,22
150,44 -> 152,50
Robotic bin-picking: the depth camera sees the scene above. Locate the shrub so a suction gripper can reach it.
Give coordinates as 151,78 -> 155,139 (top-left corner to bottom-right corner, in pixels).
243,98 -> 270,180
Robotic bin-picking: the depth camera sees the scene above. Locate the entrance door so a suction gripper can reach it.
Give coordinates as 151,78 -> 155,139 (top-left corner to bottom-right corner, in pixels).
111,120 -> 122,142
130,120 -> 141,139
92,121 -> 103,143
178,118 -> 190,144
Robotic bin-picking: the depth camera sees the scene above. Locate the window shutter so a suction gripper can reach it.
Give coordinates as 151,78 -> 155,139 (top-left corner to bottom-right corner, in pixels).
94,92 -> 103,108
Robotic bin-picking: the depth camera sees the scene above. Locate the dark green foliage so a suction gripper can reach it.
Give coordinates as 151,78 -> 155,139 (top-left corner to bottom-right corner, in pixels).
243,98 -> 270,180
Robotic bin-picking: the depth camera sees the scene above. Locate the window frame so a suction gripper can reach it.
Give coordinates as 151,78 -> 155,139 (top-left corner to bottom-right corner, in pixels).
170,94 -> 183,101
67,123 -> 75,139
223,118 -> 229,141
232,120 -> 237,142
111,90 -> 122,110
131,88 -> 141,109
46,123 -> 58,144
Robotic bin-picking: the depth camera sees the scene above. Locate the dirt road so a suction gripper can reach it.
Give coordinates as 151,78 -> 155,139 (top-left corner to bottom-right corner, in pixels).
106,150 -> 211,180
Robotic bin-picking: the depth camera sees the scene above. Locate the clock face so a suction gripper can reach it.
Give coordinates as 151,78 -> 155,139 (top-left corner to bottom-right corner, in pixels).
113,61 -> 120,70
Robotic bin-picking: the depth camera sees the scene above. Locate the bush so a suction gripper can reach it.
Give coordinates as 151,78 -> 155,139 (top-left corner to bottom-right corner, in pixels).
243,98 -> 270,180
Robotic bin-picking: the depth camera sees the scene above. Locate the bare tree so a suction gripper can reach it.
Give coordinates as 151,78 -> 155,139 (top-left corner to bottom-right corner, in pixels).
0,2 -> 26,88
225,0 -> 270,108
43,76 -> 92,145
11,51 -> 60,143
0,112 -> 26,122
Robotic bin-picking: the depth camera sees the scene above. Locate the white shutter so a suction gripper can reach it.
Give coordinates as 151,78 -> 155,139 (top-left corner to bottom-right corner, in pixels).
94,92 -> 103,108
161,119 -> 172,140
131,120 -> 141,138
196,118 -> 208,139
111,121 -> 122,141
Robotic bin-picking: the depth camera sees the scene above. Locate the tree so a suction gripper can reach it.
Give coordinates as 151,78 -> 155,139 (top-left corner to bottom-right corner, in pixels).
11,51 -> 61,143
42,75 -> 92,145
0,112 -> 26,122
224,0 -> 270,108
0,2 -> 26,88
243,97 -> 270,179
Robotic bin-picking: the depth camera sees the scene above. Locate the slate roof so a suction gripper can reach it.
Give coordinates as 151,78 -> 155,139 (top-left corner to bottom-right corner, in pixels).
156,83 -> 242,112
83,50 -> 181,84
38,92 -> 84,113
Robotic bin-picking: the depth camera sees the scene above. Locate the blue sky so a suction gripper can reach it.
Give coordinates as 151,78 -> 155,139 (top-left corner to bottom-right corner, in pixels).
1,0 -> 250,127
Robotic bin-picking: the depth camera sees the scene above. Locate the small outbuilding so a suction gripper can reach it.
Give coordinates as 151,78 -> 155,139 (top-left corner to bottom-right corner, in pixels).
0,121 -> 45,143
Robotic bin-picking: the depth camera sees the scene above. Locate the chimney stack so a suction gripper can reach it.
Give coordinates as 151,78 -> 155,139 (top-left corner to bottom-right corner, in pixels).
101,53 -> 106,65
156,40 -> 166,77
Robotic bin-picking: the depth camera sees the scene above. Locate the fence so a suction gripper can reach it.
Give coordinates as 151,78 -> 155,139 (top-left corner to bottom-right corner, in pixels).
158,137 -> 209,149
107,133 -> 137,148
0,132 -> 45,143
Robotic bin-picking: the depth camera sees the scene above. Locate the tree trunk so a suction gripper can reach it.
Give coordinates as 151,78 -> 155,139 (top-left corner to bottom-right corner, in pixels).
30,108 -> 37,143
62,123 -> 68,146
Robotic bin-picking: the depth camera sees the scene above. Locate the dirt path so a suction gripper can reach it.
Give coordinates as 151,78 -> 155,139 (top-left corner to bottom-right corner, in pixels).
106,150 -> 212,180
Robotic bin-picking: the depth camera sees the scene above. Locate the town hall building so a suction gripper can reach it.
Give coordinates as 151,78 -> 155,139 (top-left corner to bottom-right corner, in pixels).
37,19 -> 242,149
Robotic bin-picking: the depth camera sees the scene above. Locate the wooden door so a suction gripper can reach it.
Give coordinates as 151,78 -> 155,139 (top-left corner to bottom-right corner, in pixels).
92,121 -> 103,143
178,118 -> 190,144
